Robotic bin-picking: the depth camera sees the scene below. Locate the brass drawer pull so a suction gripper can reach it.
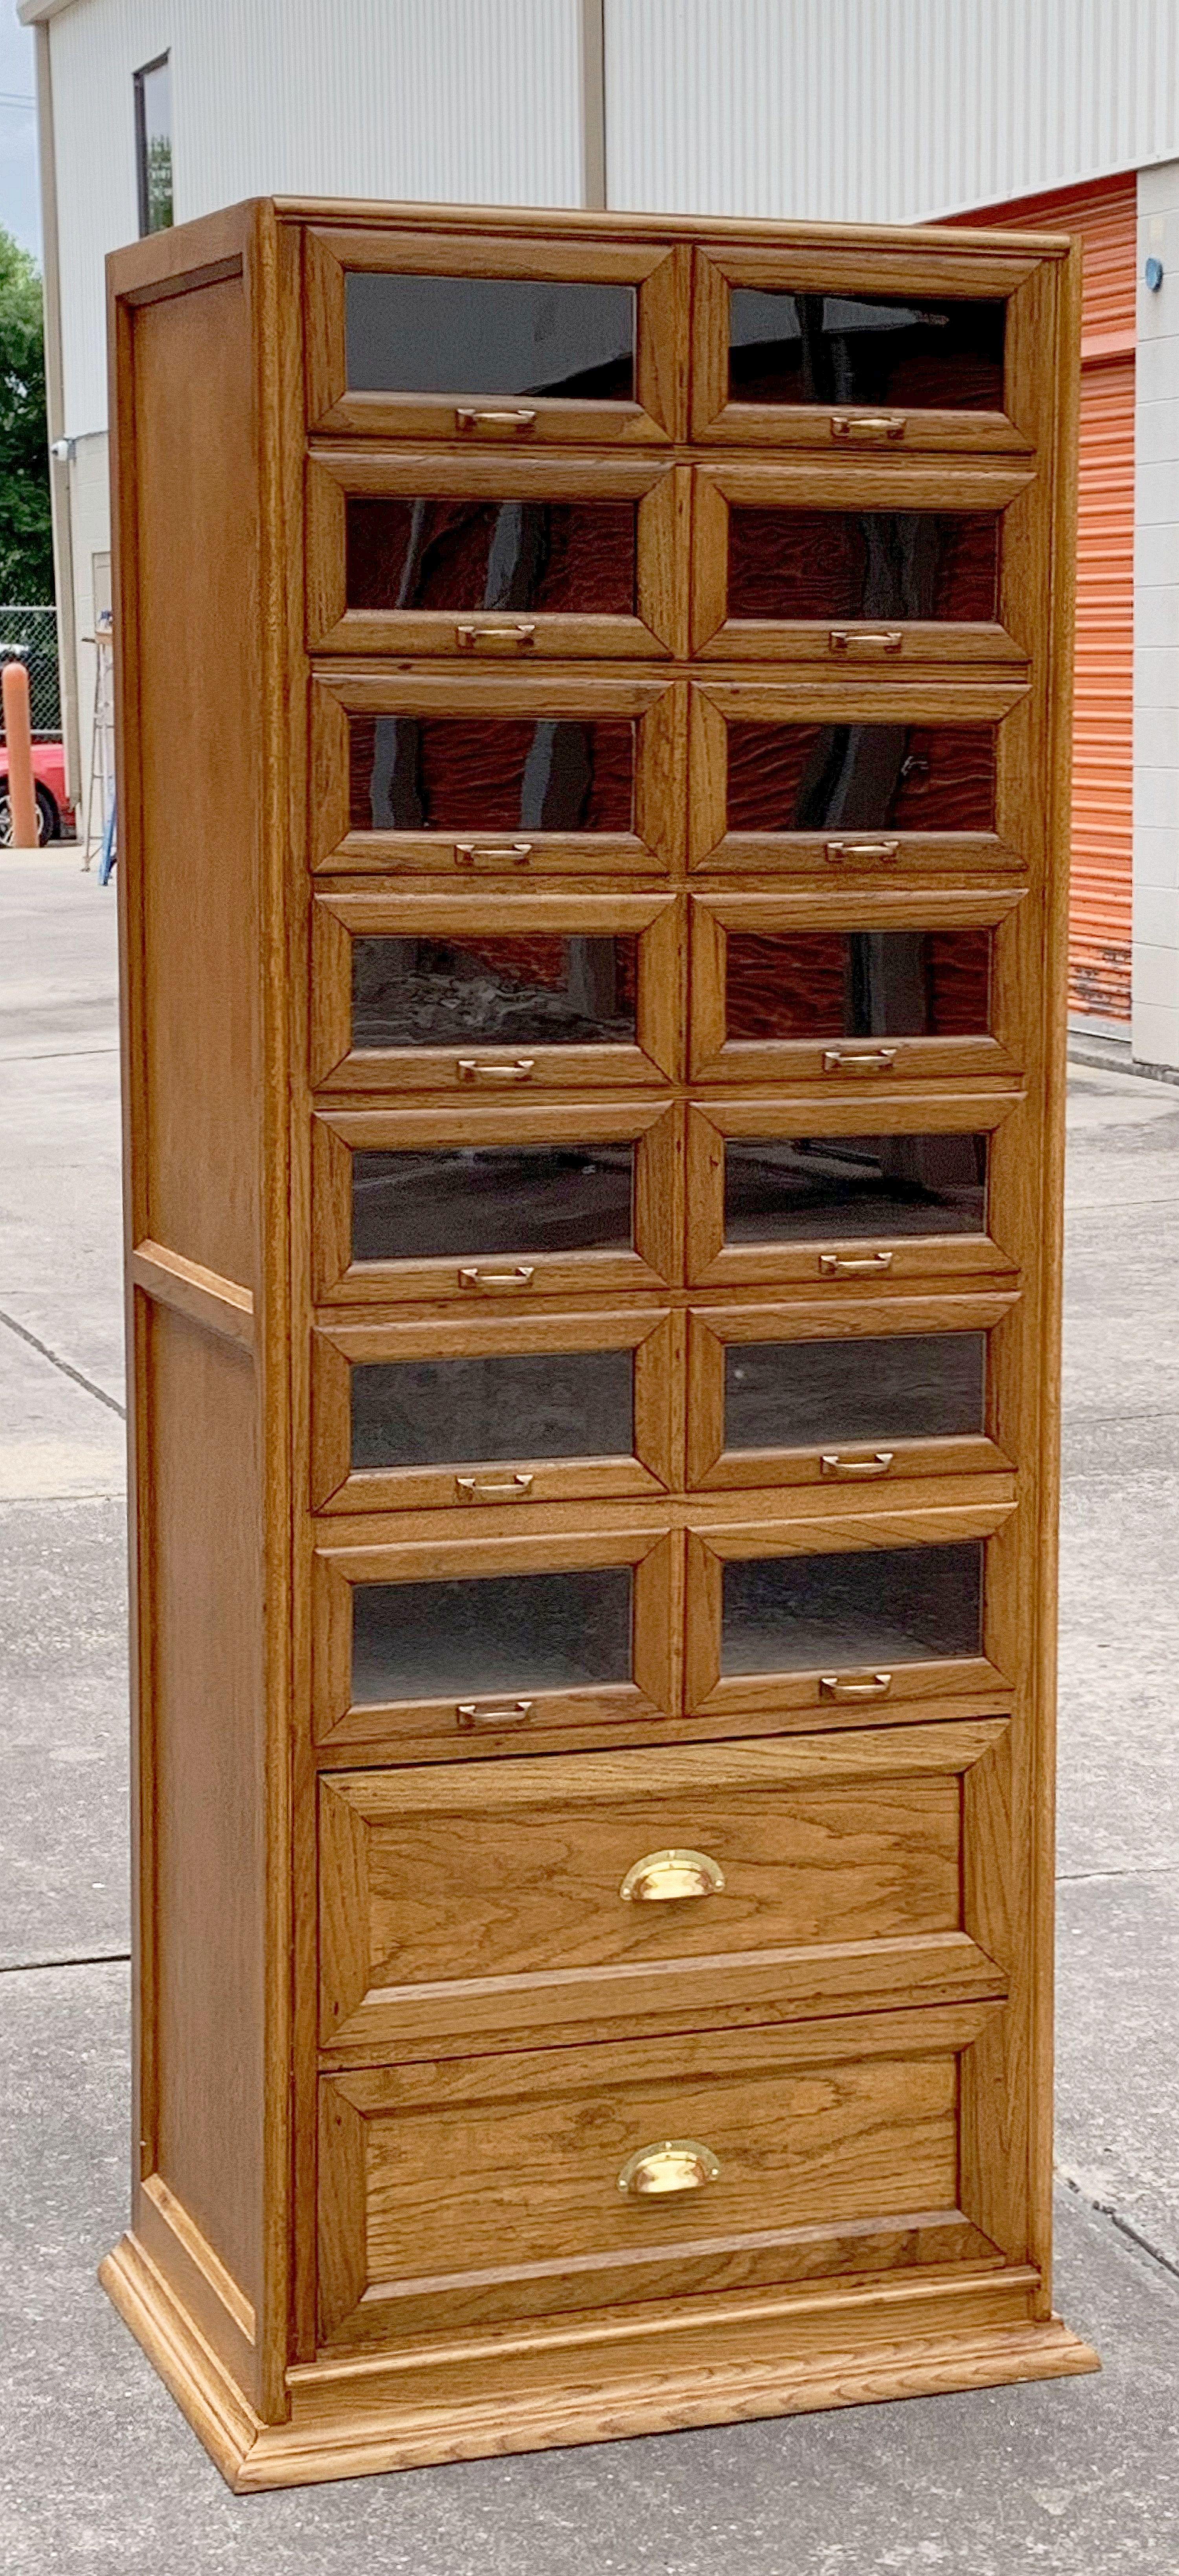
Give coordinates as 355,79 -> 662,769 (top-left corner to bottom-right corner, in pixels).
455,405 -> 538,435
456,621 -> 537,652
456,1698 -> 534,1729
456,1057 -> 537,1083
820,1671 -> 893,1702
828,627 -> 904,655
830,412 -> 905,442
819,1249 -> 894,1276
820,1450 -> 895,1480
823,838 -> 900,867
454,1472 -> 534,1502
618,2140 -> 721,2198
454,840 -> 534,869
822,1047 -> 898,1074
458,1264 -> 536,1292
620,1848 -> 725,1903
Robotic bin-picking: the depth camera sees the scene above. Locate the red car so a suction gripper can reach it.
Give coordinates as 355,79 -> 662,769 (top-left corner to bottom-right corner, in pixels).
0,737 -> 74,843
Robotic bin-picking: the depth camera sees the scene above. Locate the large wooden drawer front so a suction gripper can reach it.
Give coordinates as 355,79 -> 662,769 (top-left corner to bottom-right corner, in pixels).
317,2001 -> 1008,2346
318,1720 -> 1010,2055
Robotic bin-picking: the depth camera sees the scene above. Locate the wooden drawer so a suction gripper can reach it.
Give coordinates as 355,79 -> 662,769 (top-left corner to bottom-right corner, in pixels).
318,1720 -> 1011,2056
317,1999 -> 1012,2345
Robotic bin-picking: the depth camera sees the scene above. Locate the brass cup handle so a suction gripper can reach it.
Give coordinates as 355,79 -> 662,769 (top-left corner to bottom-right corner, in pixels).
820,1451 -> 895,1480
455,1472 -> 534,1502
456,1058 -> 537,1082
820,1671 -> 894,1703
457,1698 -> 534,1729
819,1249 -> 894,1276
620,1848 -> 725,1903
458,1264 -> 536,1292
618,2140 -> 721,2198
454,840 -> 534,869
823,838 -> 900,867
455,405 -> 538,434
830,411 -> 905,441
828,627 -> 904,655
822,1047 -> 898,1074
456,621 -> 537,651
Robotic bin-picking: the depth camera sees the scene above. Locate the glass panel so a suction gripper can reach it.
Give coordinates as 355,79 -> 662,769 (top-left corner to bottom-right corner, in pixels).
726,722 -> 995,834
352,1142 -> 635,1263
728,290 -> 1005,411
352,1348 -> 635,1470
725,1332 -> 986,1452
349,715 -> 635,835
727,509 -> 999,623
345,273 -> 635,400
721,1541 -> 983,1675
345,497 -> 637,615
724,1133 -> 987,1244
725,929 -> 992,1042
352,934 -> 638,1051
352,1565 -> 634,1703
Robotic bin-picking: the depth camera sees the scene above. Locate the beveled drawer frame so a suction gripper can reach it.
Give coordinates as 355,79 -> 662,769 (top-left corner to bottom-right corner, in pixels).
687,884 -> 1025,1087
686,1290 -> 1019,1493
685,1087 -> 1023,1289
690,240 -> 1052,452
687,677 -> 1029,875
310,887 -> 684,1093
312,1097 -> 682,1305
310,1306 -> 679,1515
305,449 -> 689,658
312,1521 -> 678,1751
689,457 -> 1034,666
311,669 -> 685,877
303,226 -> 689,445
684,1492 -> 1016,1723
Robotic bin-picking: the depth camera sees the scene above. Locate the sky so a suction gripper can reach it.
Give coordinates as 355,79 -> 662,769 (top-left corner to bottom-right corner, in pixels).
0,0 -> 40,260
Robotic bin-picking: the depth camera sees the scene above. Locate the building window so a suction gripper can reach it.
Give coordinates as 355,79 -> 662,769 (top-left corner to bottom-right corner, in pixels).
134,54 -> 173,236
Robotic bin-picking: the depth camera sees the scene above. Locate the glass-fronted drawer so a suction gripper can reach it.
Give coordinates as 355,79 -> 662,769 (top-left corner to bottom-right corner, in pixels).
686,1095 -> 1021,1288
691,244 -> 1052,453
312,1525 -> 676,1753
310,890 -> 682,1092
311,672 -> 683,876
685,1506 -> 1011,1721
688,681 -> 1026,875
312,1100 -> 681,1305
686,1293 -> 1017,1491
306,452 -> 688,657
311,1309 -> 676,1513
690,461 -> 1032,666
688,888 -> 1022,1084
304,227 -> 687,444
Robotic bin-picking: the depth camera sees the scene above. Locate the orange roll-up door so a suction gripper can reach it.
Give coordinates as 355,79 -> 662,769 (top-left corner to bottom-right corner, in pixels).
948,176 -> 1136,1021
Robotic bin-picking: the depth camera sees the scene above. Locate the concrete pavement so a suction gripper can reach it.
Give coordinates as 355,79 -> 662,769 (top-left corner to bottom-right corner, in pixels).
2,849 -> 1177,2573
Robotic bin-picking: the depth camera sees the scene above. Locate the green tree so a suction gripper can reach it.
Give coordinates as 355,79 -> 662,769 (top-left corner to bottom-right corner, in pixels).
0,230 -> 53,603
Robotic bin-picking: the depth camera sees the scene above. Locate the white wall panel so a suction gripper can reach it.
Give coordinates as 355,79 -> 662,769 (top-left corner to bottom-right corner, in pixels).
51,0 -> 584,434
604,0 -> 1179,224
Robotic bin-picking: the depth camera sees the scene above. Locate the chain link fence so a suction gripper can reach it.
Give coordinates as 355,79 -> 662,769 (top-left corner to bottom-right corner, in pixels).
0,606 -> 62,737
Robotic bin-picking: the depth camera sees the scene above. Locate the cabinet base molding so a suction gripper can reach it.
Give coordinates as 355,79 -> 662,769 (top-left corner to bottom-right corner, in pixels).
101,2230 -> 1099,2496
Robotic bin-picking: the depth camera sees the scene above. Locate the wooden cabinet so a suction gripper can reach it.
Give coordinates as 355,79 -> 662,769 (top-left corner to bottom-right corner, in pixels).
102,198 -> 1097,2494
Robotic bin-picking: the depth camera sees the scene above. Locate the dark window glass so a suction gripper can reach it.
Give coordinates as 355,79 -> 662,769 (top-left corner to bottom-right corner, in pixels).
724,1332 -> 986,1453
725,929 -> 992,1043
352,1348 -> 635,1470
345,497 -> 637,616
352,1565 -> 634,1703
352,1143 -> 635,1263
727,508 -> 999,624
345,273 -> 635,401
728,290 -> 1005,411
721,1542 -> 983,1676
352,934 -> 637,1051
726,722 -> 995,834
349,715 -> 635,835
724,1133 -> 987,1245
134,55 -> 173,237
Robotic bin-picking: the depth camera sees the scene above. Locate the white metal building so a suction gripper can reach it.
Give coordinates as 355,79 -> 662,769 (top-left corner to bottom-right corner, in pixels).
20,0 -> 1179,1075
